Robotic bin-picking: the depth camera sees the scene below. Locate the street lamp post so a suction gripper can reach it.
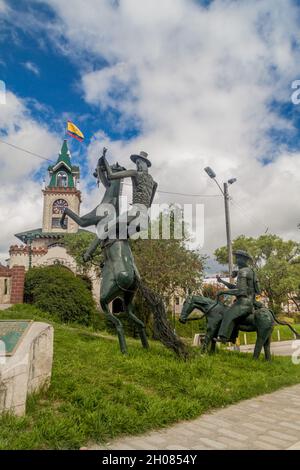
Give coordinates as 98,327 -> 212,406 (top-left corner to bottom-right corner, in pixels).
223,182 -> 233,279
204,167 -> 237,280
25,233 -> 33,269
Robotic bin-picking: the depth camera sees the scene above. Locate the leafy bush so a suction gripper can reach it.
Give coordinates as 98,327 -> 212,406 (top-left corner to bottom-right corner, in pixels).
202,283 -> 223,300
24,266 -> 98,326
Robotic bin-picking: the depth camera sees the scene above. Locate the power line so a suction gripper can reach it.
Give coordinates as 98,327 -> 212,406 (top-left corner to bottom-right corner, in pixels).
157,189 -> 221,198
0,137 -> 222,198
122,182 -> 221,197
0,138 -> 53,163
230,197 -> 269,233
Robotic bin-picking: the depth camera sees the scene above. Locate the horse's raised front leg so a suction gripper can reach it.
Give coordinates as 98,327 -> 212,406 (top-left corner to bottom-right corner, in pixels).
83,237 -> 101,262
124,292 -> 149,349
61,207 -> 102,228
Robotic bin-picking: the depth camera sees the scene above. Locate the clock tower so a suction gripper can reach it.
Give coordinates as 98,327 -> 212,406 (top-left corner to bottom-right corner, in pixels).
10,139 -> 83,272
8,138 -> 100,303
42,139 -> 81,233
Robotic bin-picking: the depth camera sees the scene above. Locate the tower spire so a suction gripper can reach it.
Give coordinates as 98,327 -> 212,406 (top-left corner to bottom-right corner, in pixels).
56,139 -> 72,169
47,139 -> 79,189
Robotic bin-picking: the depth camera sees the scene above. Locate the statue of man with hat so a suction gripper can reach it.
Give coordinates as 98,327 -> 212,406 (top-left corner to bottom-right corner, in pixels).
96,150 -> 158,240
215,250 -> 261,343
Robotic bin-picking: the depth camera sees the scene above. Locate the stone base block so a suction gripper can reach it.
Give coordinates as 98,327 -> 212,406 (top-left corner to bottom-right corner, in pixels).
0,322 -> 54,416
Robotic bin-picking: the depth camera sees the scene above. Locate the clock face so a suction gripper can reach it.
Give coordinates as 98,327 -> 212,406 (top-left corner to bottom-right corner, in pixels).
52,199 -> 68,214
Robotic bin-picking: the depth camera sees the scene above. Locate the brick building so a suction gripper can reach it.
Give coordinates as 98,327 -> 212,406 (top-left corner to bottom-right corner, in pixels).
0,265 -> 25,305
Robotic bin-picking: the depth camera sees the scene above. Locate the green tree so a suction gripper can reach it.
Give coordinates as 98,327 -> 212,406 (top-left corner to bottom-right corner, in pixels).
259,257 -> 300,314
63,231 -> 103,275
214,234 -> 300,314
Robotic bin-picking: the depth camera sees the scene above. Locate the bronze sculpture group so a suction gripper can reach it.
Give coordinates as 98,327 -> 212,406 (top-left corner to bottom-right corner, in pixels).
60,148 -> 297,360
61,148 -> 186,357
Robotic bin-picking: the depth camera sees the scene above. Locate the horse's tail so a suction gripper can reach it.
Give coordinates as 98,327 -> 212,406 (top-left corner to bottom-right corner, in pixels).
137,280 -> 189,359
269,310 -> 300,339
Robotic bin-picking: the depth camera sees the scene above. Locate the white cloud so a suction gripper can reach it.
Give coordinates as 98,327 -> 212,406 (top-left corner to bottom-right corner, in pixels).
0,0 -> 7,13
0,91 -> 60,262
22,61 -> 40,76
39,0 -> 300,256
2,0 -> 300,269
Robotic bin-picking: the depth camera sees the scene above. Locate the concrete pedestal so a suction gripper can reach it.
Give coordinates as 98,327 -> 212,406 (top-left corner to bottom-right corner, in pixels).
0,322 -> 53,416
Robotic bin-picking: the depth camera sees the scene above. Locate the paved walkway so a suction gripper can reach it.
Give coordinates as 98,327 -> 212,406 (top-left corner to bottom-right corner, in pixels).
89,384 -> 300,450
238,340 -> 297,357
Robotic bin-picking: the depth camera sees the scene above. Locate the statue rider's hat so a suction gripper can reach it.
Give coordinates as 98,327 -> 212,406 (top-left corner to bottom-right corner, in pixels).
130,151 -> 151,167
233,250 -> 253,262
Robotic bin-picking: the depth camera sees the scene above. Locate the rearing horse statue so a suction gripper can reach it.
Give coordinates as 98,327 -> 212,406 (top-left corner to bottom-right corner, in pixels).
60,155 -> 187,358
60,162 -> 147,354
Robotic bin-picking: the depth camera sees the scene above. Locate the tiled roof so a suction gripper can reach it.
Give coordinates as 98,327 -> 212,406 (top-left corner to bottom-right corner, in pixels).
14,228 -> 89,243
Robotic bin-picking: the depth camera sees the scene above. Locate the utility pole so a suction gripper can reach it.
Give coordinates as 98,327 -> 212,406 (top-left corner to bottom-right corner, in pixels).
223,182 -> 233,281
204,167 -> 236,281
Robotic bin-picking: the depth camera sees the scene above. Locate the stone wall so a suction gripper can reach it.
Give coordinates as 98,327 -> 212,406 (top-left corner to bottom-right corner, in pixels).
9,245 -> 48,270
0,322 -> 54,416
35,245 -> 78,272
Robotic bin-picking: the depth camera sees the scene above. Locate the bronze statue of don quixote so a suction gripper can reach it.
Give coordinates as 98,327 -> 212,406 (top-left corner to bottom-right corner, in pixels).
61,148 -> 187,357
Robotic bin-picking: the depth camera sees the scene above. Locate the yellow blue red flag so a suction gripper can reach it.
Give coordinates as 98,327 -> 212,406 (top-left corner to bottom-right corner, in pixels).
66,120 -> 84,142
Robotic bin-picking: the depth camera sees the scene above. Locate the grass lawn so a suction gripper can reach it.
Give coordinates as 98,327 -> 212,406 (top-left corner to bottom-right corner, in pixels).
1,304 -> 300,450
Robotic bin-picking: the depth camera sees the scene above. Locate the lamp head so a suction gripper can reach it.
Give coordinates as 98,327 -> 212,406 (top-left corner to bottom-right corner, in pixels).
228,178 -> 237,185
204,167 -> 216,179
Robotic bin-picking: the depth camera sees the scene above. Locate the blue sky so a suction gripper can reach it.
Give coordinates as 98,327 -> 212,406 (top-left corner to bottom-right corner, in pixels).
1,0 -> 300,164
0,0 -> 145,196
0,0 -> 300,267
0,0 -> 140,179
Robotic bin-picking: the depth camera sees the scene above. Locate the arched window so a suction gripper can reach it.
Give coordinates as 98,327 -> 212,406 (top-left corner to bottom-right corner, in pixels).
56,172 -> 68,187
52,199 -> 68,229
